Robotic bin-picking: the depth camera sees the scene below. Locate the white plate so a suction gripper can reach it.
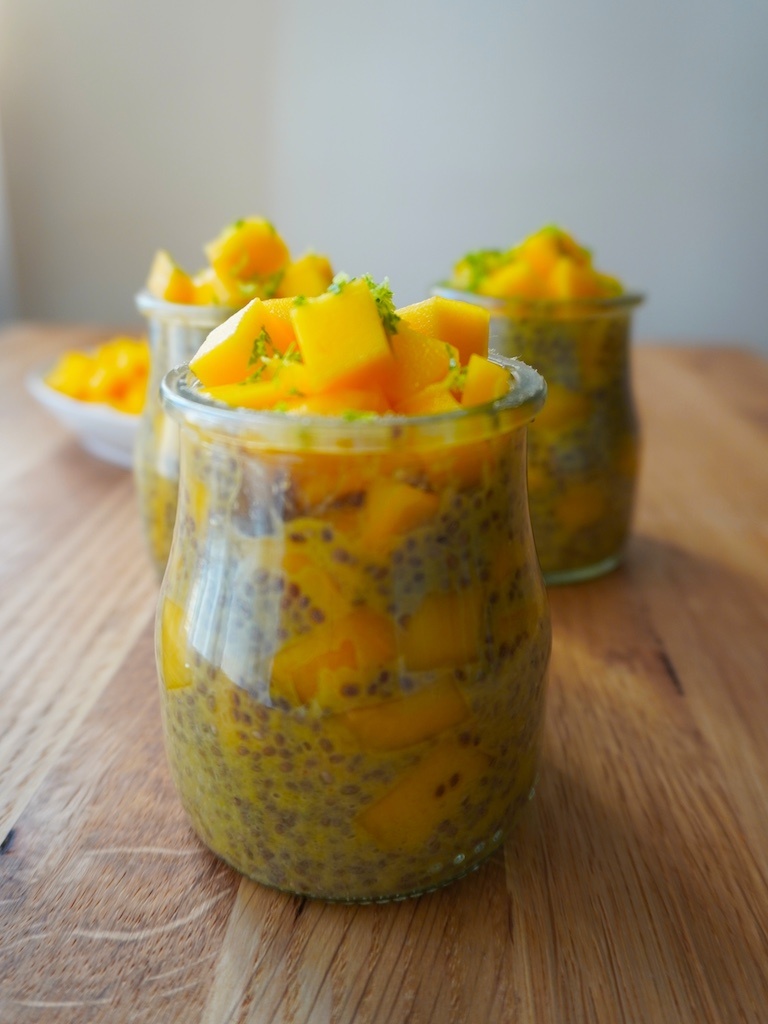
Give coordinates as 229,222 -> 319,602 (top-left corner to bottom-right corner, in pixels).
26,361 -> 139,469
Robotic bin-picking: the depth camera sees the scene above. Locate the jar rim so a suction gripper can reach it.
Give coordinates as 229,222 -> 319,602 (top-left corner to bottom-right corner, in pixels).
161,355 -> 547,453
135,289 -> 238,327
432,283 -> 645,314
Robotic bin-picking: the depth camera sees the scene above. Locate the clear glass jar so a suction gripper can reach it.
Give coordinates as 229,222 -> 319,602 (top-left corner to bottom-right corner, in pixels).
434,287 -> 644,584
156,356 -> 551,902
134,292 -> 234,576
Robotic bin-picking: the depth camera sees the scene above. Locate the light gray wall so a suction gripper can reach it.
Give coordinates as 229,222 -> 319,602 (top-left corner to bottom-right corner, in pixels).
1,0 -> 767,350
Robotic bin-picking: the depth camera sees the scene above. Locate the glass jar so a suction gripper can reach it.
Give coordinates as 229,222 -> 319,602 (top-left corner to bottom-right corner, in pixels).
156,356 -> 551,903
434,287 -> 644,584
134,292 -> 234,575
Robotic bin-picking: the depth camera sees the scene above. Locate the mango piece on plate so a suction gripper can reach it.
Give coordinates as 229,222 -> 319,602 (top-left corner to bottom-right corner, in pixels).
339,677 -> 469,751
276,252 -> 334,298
357,740 -> 491,849
401,588 -> 484,671
291,277 -> 396,393
147,249 -> 196,304
461,353 -> 509,407
190,297 -> 297,386
205,217 -> 290,288
397,296 -> 489,362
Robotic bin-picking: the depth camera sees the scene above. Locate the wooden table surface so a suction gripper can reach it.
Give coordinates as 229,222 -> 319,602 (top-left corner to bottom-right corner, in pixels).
1,324 -> 767,1024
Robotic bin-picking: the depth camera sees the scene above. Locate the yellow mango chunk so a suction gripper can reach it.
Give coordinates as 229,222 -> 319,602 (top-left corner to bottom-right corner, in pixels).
291,277 -> 396,393
270,606 -> 396,708
359,478 -> 439,549
159,597 -> 192,690
534,382 -> 589,431
357,740 -> 491,850
395,381 -> 462,416
397,296 -> 489,362
285,388 -> 390,415
477,259 -> 546,300
555,481 -> 607,531
519,226 -> 590,277
548,257 -> 602,299
205,217 -> 290,286
276,252 -> 334,298
45,337 -> 149,412
289,451 -> 377,507
46,351 -> 96,400
461,353 -> 509,407
191,267 -> 242,307
203,371 -> 304,410
339,677 -> 469,751
385,325 -> 456,403
401,588 -> 483,671
261,296 -> 301,323
146,249 -> 196,304
190,297 -> 297,386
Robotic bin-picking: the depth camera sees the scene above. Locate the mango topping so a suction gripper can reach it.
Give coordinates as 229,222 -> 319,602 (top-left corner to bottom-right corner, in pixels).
448,225 -> 624,301
144,216 -> 335,310
189,275 -> 506,418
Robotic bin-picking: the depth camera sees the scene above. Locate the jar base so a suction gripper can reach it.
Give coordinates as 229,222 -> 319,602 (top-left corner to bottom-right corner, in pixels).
194,789 -> 537,905
543,551 -> 623,586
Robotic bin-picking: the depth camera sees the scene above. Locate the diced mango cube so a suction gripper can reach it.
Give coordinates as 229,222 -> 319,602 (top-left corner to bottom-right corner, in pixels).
401,588 -> 483,671
385,325 -> 456,403
285,388 -> 390,415
276,252 -> 334,298
548,257 -> 601,299
45,351 -> 96,400
202,370 -> 306,410
534,382 -> 589,432
461,353 -> 509,407
205,217 -> 290,286
396,296 -> 490,362
395,381 -> 462,416
359,478 -> 439,549
270,607 -> 396,707
477,259 -> 545,300
339,677 -> 469,751
357,740 -> 491,849
190,298 -> 297,386
146,250 -> 196,304
290,277 -> 395,392
159,597 -> 192,690
555,481 -> 606,531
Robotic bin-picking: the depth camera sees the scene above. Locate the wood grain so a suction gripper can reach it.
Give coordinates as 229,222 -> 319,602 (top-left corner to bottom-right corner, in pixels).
1,327 -> 767,1023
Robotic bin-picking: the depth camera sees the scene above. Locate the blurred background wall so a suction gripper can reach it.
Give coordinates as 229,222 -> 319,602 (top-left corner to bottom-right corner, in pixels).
0,0 -> 766,349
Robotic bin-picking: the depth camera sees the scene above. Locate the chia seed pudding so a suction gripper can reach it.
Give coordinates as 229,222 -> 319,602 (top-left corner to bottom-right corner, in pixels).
156,361 -> 550,902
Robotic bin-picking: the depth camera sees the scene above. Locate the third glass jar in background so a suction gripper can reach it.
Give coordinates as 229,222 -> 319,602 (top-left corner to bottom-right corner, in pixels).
433,286 -> 644,584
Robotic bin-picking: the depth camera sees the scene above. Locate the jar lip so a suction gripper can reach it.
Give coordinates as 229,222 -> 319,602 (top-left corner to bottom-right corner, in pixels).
432,283 -> 645,313
135,289 -> 238,326
161,355 -> 547,451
